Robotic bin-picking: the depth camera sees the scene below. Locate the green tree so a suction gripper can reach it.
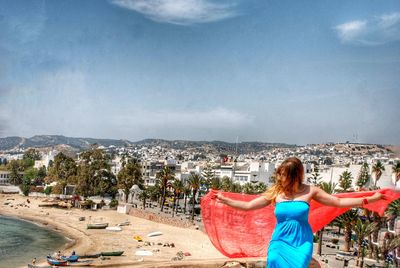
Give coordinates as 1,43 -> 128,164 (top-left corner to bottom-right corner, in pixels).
138,188 -> 150,210
338,170 -> 353,192
356,163 -> 370,188
47,152 -> 77,185
183,184 -> 191,214
7,160 -> 23,185
353,219 -> 377,268
308,164 -> 322,185
392,161 -> 400,186
35,165 -> 47,185
171,179 -> 184,217
221,176 -> 233,192
117,158 -> 143,203
229,182 -> 242,193
372,161 -> 385,187
317,182 -> 337,256
334,209 -> 359,252
187,173 -> 202,221
254,182 -> 267,193
202,163 -> 215,190
22,149 -> 40,168
385,199 -> 400,232
24,167 -> 38,185
75,149 -> 115,197
210,176 -> 221,190
147,185 -> 161,205
156,166 -> 175,212
21,177 -> 31,196
242,183 -> 254,194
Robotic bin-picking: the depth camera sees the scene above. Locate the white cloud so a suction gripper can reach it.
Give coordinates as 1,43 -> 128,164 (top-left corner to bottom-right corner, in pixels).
1,68 -> 254,140
111,0 -> 239,25
335,12 -> 400,46
116,107 -> 253,129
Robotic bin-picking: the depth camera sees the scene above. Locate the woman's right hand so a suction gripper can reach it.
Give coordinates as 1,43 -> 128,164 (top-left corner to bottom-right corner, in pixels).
214,192 -> 227,203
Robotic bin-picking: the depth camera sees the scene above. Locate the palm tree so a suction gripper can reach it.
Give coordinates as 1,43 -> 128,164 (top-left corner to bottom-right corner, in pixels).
210,176 -> 221,190
138,188 -> 150,210
334,209 -> 359,252
353,218 -> 378,268
183,184 -> 191,214
221,176 -> 233,192
385,234 -> 400,267
187,173 -> 202,221
372,161 -> 385,187
242,183 -> 254,194
385,199 -> 400,232
317,182 -> 338,256
339,170 -> 353,192
254,182 -> 267,193
171,179 -> 184,217
392,162 -> 400,186
156,167 -> 175,212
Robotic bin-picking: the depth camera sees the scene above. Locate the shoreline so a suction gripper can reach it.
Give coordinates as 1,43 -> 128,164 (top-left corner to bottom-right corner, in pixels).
0,194 -> 324,268
0,213 -> 77,251
0,194 -> 228,267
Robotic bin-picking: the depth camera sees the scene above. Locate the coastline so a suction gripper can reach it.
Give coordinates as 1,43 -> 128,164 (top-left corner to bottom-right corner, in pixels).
0,194 -> 324,268
0,194 -> 227,267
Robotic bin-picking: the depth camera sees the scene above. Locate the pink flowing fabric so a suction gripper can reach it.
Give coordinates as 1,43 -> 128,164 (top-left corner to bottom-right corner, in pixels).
201,188 -> 400,258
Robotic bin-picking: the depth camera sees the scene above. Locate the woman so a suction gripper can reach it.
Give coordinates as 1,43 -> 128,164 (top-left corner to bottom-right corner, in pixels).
215,157 -> 386,268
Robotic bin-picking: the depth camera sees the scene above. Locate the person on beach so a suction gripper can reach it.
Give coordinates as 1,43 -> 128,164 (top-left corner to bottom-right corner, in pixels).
214,157 -> 387,268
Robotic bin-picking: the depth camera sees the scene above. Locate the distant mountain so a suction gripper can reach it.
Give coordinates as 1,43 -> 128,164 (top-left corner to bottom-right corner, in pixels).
0,135 -> 295,154
133,139 -> 295,154
0,135 -> 132,151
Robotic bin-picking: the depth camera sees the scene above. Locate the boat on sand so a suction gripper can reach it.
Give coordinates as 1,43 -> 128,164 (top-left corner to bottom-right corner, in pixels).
87,223 -> 109,229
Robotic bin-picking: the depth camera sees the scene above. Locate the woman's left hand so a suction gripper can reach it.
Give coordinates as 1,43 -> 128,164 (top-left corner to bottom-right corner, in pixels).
370,192 -> 388,201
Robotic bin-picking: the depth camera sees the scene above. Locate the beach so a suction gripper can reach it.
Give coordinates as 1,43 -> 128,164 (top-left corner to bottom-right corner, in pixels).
0,194 -> 325,268
0,194 -> 229,267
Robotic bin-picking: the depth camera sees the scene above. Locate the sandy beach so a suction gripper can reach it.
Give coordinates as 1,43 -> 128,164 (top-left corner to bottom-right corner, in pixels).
0,194 -> 231,267
0,194 -> 325,268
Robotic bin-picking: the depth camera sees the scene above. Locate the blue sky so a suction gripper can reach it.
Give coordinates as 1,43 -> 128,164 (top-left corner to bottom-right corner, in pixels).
0,0 -> 399,145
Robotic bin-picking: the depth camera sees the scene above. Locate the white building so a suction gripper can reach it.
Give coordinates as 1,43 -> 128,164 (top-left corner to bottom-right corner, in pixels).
318,164 -> 397,189
0,171 -> 11,184
34,150 -> 57,169
213,162 -> 276,186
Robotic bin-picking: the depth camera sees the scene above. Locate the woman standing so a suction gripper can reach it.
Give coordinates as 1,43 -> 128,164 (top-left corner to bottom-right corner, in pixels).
215,157 -> 386,268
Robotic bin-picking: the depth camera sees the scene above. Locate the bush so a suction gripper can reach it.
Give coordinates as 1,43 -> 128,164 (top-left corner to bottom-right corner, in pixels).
331,238 -> 339,244
313,234 -> 319,243
44,186 -> 52,195
80,199 -> 94,210
109,199 -> 118,208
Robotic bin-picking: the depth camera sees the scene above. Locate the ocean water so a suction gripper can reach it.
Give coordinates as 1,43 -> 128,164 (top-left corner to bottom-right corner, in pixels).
0,216 -> 67,268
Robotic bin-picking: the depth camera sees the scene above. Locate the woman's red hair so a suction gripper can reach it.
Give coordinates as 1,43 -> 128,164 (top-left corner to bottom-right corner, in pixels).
264,157 -> 304,203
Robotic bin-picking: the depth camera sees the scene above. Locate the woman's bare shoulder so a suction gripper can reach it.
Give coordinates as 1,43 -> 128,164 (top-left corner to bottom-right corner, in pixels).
307,185 -> 322,195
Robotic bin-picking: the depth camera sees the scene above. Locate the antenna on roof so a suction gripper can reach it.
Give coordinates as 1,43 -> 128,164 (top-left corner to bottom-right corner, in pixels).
235,136 -> 239,156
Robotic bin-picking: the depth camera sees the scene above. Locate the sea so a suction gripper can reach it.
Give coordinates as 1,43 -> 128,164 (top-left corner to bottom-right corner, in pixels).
0,216 -> 67,268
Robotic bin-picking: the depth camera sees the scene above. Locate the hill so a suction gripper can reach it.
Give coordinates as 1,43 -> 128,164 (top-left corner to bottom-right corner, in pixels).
0,135 -> 295,154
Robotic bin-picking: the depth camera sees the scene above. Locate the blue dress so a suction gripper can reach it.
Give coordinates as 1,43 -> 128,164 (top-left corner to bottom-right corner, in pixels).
267,201 -> 313,268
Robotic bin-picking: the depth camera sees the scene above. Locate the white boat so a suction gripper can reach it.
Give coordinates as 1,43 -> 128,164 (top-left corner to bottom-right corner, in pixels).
106,226 -> 122,232
117,220 -> 130,226
147,231 -> 163,237
135,250 -> 153,256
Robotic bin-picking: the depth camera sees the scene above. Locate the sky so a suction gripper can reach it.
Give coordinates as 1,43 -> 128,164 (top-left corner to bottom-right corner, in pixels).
0,0 -> 399,145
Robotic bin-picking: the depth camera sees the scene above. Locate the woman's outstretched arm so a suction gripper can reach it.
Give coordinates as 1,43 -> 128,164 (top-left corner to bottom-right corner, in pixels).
215,193 -> 271,211
312,186 -> 387,208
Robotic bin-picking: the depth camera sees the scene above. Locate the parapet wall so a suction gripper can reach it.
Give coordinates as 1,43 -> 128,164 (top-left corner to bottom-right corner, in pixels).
128,208 -> 194,229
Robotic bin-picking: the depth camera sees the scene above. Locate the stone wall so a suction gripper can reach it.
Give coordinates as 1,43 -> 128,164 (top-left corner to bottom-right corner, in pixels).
129,208 -> 194,228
